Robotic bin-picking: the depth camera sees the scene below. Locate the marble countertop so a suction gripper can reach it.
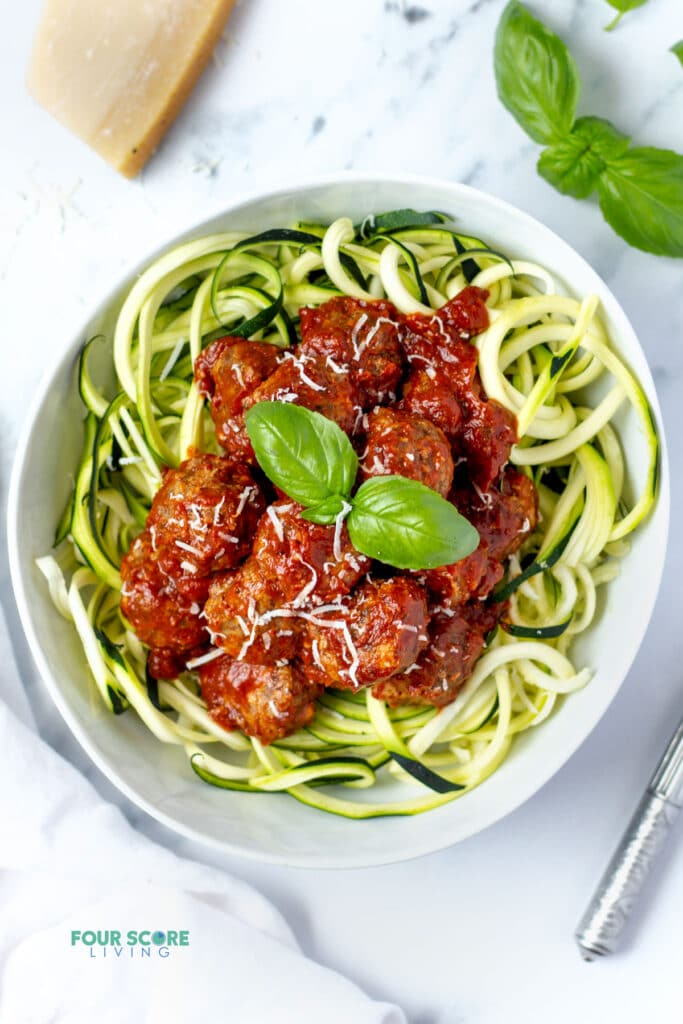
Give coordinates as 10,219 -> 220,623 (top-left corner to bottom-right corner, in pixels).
2,1 -> 683,1021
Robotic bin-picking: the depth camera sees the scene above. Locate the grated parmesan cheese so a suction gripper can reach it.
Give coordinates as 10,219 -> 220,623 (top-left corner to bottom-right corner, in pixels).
311,638 -> 323,670
175,539 -> 203,557
213,496 -> 225,525
236,486 -> 255,516
267,698 -> 287,719
233,363 -> 246,389
353,316 -> 394,361
292,559 -> 318,607
266,505 -> 284,542
326,355 -> 348,375
333,501 -> 353,561
282,350 -> 324,391
350,313 -> 369,359
186,647 -> 224,670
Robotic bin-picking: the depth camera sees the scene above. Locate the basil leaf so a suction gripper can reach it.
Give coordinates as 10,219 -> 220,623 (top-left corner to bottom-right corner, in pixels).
347,476 -> 479,571
538,116 -> 630,199
301,495 -> 348,526
671,41 -> 683,67
597,147 -> 683,257
245,402 -> 358,506
604,0 -> 649,32
494,1 -> 580,145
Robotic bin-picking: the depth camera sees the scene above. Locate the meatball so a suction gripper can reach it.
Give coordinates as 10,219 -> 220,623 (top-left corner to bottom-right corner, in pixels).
302,577 -> 429,690
436,285 -> 491,339
251,499 -> 370,607
372,602 -> 500,707
401,289 -> 516,490
146,455 -> 264,592
417,540 -> 489,606
199,655 -> 322,744
147,647 -> 204,681
398,367 -> 463,441
300,296 -> 403,408
194,336 -> 281,460
204,560 -> 300,665
360,407 -> 454,497
120,532 -> 208,653
243,350 -> 359,435
402,292 -> 483,394
456,393 -> 518,492
453,468 -> 538,562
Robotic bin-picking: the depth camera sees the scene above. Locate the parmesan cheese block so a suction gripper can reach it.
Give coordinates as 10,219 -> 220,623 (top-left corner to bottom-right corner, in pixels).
28,0 -> 237,177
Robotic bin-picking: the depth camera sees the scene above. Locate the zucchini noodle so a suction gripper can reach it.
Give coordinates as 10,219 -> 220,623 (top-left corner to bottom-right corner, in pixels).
39,212 -> 659,819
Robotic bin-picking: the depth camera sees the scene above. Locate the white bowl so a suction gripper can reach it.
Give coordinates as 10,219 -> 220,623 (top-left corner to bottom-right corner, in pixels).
8,174 -> 670,867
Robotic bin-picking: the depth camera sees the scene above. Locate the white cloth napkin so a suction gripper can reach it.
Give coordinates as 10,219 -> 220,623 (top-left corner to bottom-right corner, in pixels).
0,611 -> 405,1024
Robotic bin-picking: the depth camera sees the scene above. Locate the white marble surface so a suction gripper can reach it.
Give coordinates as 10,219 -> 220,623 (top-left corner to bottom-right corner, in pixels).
2,1 -> 683,1020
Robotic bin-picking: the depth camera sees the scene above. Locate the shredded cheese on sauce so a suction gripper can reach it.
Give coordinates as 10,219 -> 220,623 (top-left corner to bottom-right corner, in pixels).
292,559 -> 319,607
430,316 -> 451,343
350,313 -> 369,358
175,539 -> 203,557
326,355 -> 348,375
236,486 -> 256,516
282,350 -> 325,392
212,496 -> 225,525
236,604 -> 361,686
311,637 -> 323,670
266,505 -> 285,542
232,363 -> 246,389
333,501 -> 353,561
353,316 -> 395,361
186,647 -> 224,670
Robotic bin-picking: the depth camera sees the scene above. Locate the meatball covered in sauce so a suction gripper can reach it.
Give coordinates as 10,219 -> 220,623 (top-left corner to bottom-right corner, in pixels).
452,467 -> 538,562
299,296 -> 403,408
302,577 -> 429,690
416,541 -> 490,606
199,655 -> 322,744
243,350 -> 359,435
360,407 -> 454,497
251,499 -> 370,607
456,392 -> 518,493
398,366 -> 463,441
195,336 -> 281,462
400,287 -> 517,490
372,602 -> 500,708
145,455 -> 265,593
120,532 -> 208,654
203,560 -> 301,665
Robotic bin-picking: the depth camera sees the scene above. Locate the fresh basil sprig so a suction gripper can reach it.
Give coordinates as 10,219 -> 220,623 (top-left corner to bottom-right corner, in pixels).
494,1 -> 683,258
244,401 -> 479,571
597,149 -> 683,257
493,1 -> 579,145
603,0 -> 649,33
671,41 -> 683,68
537,116 -> 629,199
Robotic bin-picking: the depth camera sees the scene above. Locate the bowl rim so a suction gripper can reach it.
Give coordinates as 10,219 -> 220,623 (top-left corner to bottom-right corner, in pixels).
7,170 -> 671,868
